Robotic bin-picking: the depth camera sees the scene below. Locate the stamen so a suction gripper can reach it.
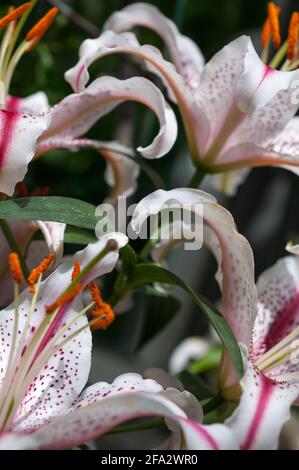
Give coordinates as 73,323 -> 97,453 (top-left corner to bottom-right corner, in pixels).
261,18 -> 271,49
27,253 -> 54,294
0,3 -> 32,29
88,282 -> 115,330
8,252 -> 23,285
268,2 -> 281,49
71,259 -> 81,281
45,284 -> 82,314
288,12 -> 299,61
25,7 -> 58,51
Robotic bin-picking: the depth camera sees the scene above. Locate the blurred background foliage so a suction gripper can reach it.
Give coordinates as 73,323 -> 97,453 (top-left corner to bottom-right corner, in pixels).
1,0 -> 299,399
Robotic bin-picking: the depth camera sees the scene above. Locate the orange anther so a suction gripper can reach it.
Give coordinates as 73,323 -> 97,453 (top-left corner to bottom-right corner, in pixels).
0,3 -> 32,29
27,253 -> 54,294
267,3 -> 281,49
288,12 -> 299,61
45,284 -> 82,314
25,7 -> 58,50
88,282 -> 115,330
8,252 -> 23,285
71,260 -> 81,281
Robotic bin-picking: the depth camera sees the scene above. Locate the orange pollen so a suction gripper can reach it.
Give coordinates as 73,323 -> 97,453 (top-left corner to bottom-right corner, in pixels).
288,12 -> 299,61
45,284 -> 82,314
27,253 -> 54,294
88,282 -> 115,330
71,260 -> 81,281
8,252 -> 23,285
0,3 -> 32,29
267,3 -> 282,49
25,7 -> 58,50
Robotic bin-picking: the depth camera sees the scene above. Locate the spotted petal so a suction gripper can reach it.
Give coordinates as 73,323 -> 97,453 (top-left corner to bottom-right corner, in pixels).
131,188 -> 257,347
0,233 -> 128,430
252,256 -> 299,380
40,76 -> 177,159
103,2 -> 204,89
30,391 -> 236,450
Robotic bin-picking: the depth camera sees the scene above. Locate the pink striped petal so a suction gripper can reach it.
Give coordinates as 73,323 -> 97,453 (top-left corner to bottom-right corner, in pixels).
6,92 -> 49,114
226,361 -> 299,450
30,392 -> 236,450
0,233 -> 127,430
252,256 -> 299,373
40,76 -> 177,159
103,2 -> 204,89
0,111 -> 48,196
237,43 -> 299,115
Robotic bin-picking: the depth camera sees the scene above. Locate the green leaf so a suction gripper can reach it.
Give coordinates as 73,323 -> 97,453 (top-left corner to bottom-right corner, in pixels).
136,293 -> 181,349
64,226 -> 97,245
0,197 -> 101,229
126,263 -> 244,379
176,371 -> 213,401
120,245 -> 137,273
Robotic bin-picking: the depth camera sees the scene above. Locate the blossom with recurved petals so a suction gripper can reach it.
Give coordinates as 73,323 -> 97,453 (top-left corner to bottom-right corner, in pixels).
0,3 -> 177,200
65,2 -> 299,195
130,188 -> 299,449
0,232 -> 238,451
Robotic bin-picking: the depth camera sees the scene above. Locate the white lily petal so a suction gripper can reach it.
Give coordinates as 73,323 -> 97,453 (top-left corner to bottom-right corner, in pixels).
131,188 -> 257,346
41,76 -> 177,159
226,361 -> 299,450
103,2 -> 204,89
31,391 -> 236,450
0,111 -> 49,196
6,92 -> 49,114
169,337 -> 212,374
237,42 -> 299,115
252,256 -> 299,378
0,233 -> 128,430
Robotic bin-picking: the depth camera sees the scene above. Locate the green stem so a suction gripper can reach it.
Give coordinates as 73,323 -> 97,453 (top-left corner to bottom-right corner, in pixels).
0,219 -> 29,278
188,168 -> 206,188
106,417 -> 164,435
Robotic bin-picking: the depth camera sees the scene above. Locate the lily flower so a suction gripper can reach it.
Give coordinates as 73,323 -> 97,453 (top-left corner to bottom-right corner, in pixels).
130,188 -> 299,448
0,231 -> 239,450
0,4 -> 177,198
66,2 -> 299,195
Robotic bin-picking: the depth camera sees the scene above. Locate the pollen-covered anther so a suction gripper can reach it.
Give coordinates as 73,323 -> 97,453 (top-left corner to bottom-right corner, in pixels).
287,12 -> 299,61
8,252 -> 23,285
267,2 -> 282,49
27,253 -> 54,294
88,282 -> 115,330
25,7 -> 58,51
0,3 -> 32,29
71,259 -> 81,281
45,284 -> 82,314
